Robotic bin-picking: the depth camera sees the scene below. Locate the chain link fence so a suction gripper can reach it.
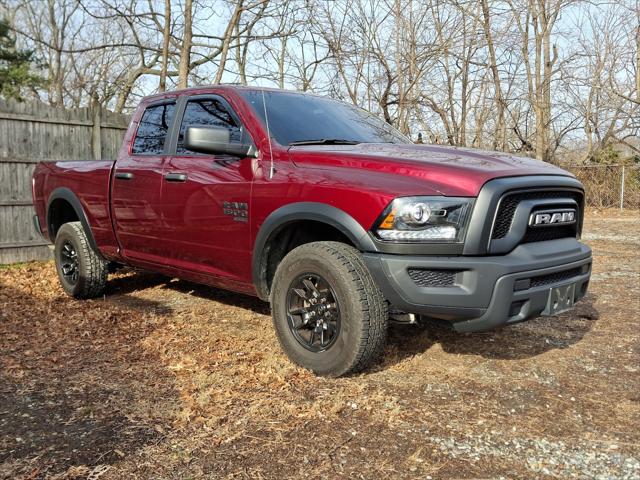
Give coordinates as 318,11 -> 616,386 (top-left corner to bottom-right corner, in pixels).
565,165 -> 640,209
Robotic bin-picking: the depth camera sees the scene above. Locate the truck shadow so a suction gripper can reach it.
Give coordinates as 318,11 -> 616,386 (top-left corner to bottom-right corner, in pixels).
385,294 -> 600,363
106,268 -> 171,295
104,270 -> 600,364
105,269 -> 269,316
163,279 -> 270,315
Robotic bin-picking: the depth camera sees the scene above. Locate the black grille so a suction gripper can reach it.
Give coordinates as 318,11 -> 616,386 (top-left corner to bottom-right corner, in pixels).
522,225 -> 577,243
530,267 -> 583,288
407,268 -> 460,287
492,190 -> 582,240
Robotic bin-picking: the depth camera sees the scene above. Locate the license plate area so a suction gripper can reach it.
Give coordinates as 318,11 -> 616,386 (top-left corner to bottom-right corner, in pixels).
542,283 -> 576,316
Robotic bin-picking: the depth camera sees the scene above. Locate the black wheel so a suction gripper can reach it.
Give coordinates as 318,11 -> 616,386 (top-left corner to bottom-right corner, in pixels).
54,222 -> 108,299
271,241 -> 388,377
286,272 -> 341,352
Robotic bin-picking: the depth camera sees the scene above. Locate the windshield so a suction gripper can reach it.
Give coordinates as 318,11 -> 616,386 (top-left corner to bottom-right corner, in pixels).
239,90 -> 409,146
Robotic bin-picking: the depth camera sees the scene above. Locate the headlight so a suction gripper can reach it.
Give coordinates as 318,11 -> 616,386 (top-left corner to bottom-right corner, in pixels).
373,197 -> 473,242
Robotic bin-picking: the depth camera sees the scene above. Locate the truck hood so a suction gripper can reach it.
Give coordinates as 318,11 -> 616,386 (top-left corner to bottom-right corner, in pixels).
288,143 -> 571,196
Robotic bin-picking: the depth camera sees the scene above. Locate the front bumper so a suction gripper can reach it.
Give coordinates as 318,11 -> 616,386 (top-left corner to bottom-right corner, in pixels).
363,238 -> 592,332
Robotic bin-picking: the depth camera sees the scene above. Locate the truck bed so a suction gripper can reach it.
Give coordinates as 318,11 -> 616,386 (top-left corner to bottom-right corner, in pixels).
33,160 -> 118,254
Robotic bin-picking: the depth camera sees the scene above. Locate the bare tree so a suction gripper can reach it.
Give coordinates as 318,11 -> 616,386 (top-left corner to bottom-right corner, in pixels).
563,3 -> 639,162
480,0 -> 506,150
3,0 -> 637,163
505,0 -> 572,162
159,0 -> 171,91
177,0 -> 192,88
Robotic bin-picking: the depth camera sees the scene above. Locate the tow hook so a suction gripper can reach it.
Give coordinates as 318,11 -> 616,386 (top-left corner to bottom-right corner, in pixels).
389,310 -> 418,324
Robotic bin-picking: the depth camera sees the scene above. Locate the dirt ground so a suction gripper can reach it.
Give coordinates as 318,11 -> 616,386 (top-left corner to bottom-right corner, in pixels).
1,210 -> 638,479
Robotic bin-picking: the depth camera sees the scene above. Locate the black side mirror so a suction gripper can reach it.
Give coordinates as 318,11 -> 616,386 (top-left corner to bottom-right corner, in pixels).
184,126 -> 257,157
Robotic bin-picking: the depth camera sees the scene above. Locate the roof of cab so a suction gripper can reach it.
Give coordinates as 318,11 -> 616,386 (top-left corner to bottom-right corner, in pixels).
140,84 -> 311,103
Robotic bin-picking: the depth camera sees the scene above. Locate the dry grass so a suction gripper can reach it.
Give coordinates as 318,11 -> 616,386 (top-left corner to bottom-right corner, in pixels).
1,211 -> 638,479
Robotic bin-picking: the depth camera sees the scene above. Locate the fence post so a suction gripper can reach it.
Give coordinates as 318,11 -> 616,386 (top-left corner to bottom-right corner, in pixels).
620,165 -> 625,210
91,103 -> 102,160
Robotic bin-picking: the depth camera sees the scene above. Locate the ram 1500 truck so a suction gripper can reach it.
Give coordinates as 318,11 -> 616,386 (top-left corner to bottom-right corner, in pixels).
32,86 -> 592,376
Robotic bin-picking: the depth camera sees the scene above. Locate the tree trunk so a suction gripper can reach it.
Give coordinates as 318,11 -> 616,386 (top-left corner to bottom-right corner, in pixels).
481,0 -> 506,151
234,22 -> 247,85
636,22 -> 640,103
178,0 -> 193,88
541,13 -> 553,162
159,0 -> 171,92
47,0 -> 63,106
278,36 -> 286,89
214,1 -> 244,84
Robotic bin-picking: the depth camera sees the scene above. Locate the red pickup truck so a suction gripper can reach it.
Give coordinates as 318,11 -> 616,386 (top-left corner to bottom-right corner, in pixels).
32,86 -> 592,376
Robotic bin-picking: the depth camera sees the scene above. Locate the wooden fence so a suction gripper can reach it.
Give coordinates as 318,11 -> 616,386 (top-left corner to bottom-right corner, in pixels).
0,99 -> 129,264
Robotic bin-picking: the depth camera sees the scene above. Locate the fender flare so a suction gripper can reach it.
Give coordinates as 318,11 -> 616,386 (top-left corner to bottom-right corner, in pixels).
251,202 -> 377,300
47,187 -> 100,253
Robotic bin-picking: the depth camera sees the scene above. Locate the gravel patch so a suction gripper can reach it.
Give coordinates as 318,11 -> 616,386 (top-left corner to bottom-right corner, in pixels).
428,434 -> 640,479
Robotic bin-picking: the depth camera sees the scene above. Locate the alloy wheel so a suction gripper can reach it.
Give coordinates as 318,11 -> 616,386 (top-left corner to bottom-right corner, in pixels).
59,240 -> 79,285
286,273 -> 340,352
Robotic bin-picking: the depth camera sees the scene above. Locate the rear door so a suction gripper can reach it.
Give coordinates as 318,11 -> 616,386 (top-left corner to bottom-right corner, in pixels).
160,94 -> 255,281
111,100 -> 177,264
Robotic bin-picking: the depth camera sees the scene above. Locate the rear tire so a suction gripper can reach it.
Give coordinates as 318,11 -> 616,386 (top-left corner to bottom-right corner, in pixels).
270,241 -> 388,377
54,222 -> 108,299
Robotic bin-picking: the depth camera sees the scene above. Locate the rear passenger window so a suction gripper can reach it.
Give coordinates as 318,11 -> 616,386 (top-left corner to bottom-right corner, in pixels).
177,98 -> 242,154
132,103 -> 176,155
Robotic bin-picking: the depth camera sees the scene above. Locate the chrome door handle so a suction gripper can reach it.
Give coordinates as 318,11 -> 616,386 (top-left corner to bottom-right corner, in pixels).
115,172 -> 134,180
164,172 -> 187,182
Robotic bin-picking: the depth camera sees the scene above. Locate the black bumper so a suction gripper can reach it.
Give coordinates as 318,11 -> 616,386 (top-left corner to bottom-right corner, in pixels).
363,238 -> 592,332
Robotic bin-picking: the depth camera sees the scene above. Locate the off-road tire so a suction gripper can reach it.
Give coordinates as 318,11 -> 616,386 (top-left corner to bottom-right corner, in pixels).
54,222 -> 108,299
271,241 -> 388,377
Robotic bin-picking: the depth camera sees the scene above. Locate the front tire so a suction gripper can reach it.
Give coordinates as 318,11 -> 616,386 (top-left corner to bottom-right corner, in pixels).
54,222 -> 108,299
271,242 -> 388,377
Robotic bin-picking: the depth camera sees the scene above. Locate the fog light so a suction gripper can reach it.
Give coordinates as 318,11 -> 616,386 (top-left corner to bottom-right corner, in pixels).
514,279 -> 531,291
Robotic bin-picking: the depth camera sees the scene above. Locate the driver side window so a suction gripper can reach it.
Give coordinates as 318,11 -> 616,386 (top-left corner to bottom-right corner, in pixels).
176,98 -> 242,154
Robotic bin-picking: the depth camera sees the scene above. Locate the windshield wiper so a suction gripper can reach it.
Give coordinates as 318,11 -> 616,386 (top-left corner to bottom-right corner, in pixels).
288,139 -> 361,146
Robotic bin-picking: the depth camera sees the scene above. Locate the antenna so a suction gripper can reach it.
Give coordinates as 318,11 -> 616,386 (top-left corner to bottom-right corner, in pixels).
261,89 -> 275,179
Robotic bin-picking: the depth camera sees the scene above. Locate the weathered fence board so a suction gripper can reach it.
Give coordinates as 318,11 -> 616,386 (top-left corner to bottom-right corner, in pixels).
0,99 -> 129,264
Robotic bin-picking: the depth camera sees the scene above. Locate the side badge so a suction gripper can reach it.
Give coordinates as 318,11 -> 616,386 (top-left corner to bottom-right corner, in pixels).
223,201 -> 249,223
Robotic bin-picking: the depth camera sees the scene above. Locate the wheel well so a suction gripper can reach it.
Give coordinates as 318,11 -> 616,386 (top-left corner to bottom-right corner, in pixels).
48,198 -> 79,239
260,220 -> 356,298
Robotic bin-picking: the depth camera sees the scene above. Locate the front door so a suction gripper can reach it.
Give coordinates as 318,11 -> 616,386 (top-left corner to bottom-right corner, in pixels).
160,95 -> 255,282
111,101 -> 176,265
